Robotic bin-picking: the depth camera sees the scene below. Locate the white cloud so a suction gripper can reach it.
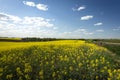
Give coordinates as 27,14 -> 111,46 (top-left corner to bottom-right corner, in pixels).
81,15 -> 93,20
0,22 -> 55,37
0,24 -> 4,28
94,22 -> 103,26
57,28 -> 94,39
0,24 -> 50,37
0,13 -> 9,20
23,1 -> 48,11
75,29 -> 94,35
1,13 -> 111,38
96,29 -> 104,32
77,6 -> 86,11
113,27 -> 120,31
0,13 -> 55,37
22,17 -> 53,27
36,4 -> 48,11
0,21 -> 8,24
0,13 -> 53,28
113,29 -> 119,31
72,6 -> 86,11
8,15 -> 22,23
53,27 -> 58,30
0,13 -> 22,23
0,15 -> 95,38
23,1 -> 35,7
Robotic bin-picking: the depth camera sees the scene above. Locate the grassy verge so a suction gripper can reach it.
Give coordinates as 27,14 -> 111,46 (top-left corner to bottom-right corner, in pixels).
103,44 -> 120,56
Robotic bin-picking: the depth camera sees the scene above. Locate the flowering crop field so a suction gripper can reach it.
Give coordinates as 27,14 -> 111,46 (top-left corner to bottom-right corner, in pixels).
0,40 -> 120,80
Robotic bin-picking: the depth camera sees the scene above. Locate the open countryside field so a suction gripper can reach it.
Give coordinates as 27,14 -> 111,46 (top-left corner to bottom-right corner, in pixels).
0,40 -> 120,80
0,0 -> 120,80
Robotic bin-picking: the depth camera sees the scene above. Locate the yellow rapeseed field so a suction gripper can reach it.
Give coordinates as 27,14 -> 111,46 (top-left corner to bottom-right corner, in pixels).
0,40 -> 120,80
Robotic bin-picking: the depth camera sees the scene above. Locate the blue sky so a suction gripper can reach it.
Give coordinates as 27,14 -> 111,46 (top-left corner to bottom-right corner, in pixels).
0,0 -> 120,39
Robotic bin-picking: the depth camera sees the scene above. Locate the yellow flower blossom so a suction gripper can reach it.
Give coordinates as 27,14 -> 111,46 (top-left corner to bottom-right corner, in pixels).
52,72 -> 56,77
69,66 -> 73,71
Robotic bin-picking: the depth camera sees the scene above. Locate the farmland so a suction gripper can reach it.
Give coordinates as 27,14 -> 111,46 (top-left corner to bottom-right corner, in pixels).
92,39 -> 120,56
0,40 -> 120,80
0,0 -> 120,79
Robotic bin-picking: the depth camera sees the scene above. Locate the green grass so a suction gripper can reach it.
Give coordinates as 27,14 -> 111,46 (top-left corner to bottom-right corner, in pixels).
102,44 -> 120,56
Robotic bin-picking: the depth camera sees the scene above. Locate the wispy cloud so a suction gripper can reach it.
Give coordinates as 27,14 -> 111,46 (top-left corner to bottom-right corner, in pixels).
81,15 -> 93,20
94,22 -> 103,26
96,29 -> 104,32
113,27 -> 120,31
57,28 -> 94,39
113,29 -> 119,31
72,6 -> 86,11
74,29 -> 94,35
23,1 -> 48,11
77,6 -> 86,11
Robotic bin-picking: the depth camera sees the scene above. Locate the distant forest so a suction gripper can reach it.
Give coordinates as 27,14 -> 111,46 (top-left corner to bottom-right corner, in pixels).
0,37 -> 58,42
0,37 -> 120,42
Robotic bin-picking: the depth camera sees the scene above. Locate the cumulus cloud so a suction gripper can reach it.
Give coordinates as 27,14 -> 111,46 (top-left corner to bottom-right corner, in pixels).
96,29 -> 104,32
0,13 -> 53,27
22,17 -> 53,27
72,6 -> 86,11
0,24 -> 4,28
0,13 -> 55,37
0,13 -> 22,23
23,1 -> 35,7
0,23 -> 56,37
36,4 -> 48,11
0,21 -> 8,24
94,22 -> 103,26
81,15 -> 93,20
23,1 -> 48,11
0,13 -> 8,19
0,15 -> 94,38
8,15 -> 22,23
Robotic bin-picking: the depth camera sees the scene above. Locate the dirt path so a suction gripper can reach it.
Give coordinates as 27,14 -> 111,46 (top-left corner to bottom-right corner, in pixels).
103,42 -> 120,45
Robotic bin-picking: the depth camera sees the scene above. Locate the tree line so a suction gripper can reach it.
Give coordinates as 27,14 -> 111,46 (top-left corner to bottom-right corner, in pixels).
21,38 -> 58,42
